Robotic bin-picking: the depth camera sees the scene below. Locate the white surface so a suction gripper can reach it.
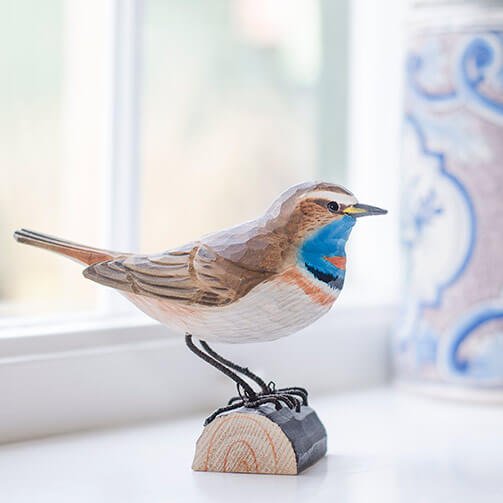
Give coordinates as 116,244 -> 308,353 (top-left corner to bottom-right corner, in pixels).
1,388 -> 502,503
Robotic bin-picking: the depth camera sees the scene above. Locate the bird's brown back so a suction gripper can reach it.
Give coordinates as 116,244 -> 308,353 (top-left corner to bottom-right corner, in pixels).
83,181 -> 352,307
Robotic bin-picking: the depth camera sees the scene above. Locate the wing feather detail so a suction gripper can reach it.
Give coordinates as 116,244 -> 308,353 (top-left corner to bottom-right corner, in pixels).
83,243 -> 271,307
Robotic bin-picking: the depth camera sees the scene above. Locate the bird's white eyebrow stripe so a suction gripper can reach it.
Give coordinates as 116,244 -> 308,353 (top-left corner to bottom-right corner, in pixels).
302,191 -> 357,206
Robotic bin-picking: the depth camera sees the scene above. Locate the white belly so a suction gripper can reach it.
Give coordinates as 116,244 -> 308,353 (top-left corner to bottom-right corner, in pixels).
125,272 -> 337,344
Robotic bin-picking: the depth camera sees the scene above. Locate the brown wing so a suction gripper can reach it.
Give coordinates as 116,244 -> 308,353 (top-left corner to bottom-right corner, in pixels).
82,243 -> 272,307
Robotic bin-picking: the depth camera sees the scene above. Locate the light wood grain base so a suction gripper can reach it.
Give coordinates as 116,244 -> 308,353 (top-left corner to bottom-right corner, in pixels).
192,405 -> 327,475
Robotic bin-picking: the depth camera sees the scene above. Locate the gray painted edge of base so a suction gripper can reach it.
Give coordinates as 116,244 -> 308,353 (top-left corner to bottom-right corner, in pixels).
231,404 -> 328,474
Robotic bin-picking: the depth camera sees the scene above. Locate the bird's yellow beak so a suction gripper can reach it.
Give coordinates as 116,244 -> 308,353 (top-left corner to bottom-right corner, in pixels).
343,203 -> 387,217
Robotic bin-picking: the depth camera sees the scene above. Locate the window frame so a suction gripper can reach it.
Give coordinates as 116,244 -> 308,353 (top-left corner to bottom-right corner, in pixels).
0,305 -> 395,443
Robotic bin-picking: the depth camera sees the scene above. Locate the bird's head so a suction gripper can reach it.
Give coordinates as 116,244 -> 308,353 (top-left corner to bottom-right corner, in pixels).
267,181 -> 387,242
263,182 -> 387,284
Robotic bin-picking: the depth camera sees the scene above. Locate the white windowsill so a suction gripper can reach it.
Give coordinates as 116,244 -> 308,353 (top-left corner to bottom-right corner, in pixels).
0,305 -> 394,443
1,387 -> 501,503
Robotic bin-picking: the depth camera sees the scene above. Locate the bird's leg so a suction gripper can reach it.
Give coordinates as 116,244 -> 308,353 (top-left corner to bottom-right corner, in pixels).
199,340 -> 269,394
185,334 -> 311,424
187,334 -> 271,424
198,340 -> 308,405
185,334 -> 258,401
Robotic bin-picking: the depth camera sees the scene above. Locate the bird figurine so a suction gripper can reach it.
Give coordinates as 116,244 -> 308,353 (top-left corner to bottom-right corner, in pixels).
14,181 -> 386,423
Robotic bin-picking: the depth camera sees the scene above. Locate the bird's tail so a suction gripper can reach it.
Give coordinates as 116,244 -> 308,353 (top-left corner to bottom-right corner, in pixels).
13,228 -> 117,266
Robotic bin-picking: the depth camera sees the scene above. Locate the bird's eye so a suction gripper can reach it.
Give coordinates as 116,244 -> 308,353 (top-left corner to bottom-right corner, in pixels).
327,201 -> 340,213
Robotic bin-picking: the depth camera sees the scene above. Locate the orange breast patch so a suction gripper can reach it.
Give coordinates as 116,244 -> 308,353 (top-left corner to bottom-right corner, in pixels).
281,268 -> 335,306
323,255 -> 346,270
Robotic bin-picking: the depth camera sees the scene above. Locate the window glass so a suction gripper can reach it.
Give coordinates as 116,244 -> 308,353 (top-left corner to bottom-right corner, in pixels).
0,1 -> 107,318
140,0 -> 323,251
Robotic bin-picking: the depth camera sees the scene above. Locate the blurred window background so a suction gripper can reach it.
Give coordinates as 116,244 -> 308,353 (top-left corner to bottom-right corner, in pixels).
1,0 -> 402,324
1,1 -> 108,318
142,0 -> 327,252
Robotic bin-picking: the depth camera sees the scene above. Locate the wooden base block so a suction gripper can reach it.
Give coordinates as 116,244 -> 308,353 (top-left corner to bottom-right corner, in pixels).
192,404 -> 327,475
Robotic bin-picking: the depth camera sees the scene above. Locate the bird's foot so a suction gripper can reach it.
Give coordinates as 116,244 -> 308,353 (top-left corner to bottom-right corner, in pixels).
203,382 -> 309,426
267,382 -> 309,406
229,381 -> 308,406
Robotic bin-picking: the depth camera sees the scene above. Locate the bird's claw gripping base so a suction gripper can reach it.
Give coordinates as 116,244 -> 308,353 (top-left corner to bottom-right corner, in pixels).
186,334 -> 327,475
205,382 -> 309,426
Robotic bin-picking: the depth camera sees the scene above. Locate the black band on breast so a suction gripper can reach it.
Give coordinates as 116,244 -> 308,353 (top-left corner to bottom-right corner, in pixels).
304,263 -> 344,290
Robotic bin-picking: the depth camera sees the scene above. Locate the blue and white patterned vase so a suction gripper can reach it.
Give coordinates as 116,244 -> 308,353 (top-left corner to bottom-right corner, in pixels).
395,1 -> 503,400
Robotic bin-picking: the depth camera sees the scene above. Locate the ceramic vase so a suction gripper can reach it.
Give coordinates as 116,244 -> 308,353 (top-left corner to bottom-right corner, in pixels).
396,0 -> 503,400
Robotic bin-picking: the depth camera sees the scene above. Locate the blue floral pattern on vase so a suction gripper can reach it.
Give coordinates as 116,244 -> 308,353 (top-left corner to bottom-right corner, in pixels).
398,31 -> 503,390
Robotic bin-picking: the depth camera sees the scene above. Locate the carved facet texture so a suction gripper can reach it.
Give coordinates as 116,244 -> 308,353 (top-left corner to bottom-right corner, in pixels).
14,182 -> 364,342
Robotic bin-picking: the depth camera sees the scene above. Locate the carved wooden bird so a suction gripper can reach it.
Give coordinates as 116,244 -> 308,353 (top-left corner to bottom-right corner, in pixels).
14,181 -> 386,421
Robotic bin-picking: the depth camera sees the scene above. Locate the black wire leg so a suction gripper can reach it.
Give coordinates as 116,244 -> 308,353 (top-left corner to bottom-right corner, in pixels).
199,340 -> 269,394
185,334 -> 309,424
185,334 -> 257,401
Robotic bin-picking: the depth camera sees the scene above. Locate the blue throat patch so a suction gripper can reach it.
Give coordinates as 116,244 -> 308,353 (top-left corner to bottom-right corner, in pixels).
298,215 -> 356,290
